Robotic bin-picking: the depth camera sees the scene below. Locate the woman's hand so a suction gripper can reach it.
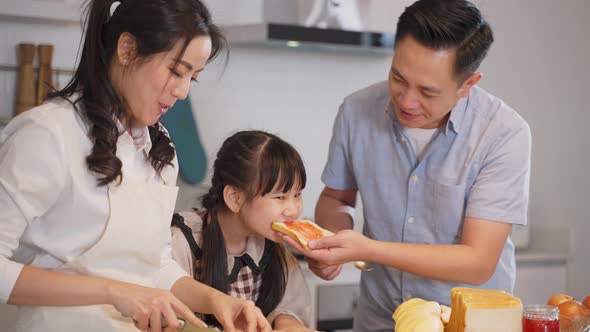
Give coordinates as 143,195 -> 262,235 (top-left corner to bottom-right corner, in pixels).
106,281 -> 206,332
210,294 -> 272,332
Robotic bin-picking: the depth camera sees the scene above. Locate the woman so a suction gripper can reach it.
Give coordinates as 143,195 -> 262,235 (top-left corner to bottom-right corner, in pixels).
0,1 -> 270,331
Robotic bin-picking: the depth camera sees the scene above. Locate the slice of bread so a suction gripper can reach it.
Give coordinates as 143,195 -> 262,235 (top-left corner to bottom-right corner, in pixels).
272,220 -> 334,250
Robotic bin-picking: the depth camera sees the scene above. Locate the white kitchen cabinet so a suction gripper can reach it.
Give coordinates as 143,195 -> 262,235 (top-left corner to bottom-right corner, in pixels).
514,256 -> 568,305
513,225 -> 570,305
302,263 -> 361,331
0,0 -> 83,24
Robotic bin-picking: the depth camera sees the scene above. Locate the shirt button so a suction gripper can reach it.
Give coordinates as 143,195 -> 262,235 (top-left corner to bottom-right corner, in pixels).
405,293 -> 413,301
411,175 -> 418,182
408,217 -> 415,224
401,137 -> 406,142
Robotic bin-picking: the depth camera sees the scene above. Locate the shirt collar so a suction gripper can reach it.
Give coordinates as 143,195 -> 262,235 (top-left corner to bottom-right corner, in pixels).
445,94 -> 469,135
227,234 -> 266,272
130,126 -> 152,153
385,101 -> 404,140
114,117 -> 153,154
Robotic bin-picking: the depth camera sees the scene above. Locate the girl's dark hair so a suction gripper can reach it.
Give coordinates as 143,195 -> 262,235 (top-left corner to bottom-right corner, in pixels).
200,130 -> 307,326
394,0 -> 493,82
51,0 -> 227,186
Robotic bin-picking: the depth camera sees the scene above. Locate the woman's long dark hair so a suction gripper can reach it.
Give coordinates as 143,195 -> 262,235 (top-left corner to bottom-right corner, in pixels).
200,130 -> 307,326
50,0 -> 226,186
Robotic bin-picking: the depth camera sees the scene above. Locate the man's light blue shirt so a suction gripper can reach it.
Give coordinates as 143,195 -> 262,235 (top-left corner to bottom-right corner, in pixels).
321,81 -> 531,332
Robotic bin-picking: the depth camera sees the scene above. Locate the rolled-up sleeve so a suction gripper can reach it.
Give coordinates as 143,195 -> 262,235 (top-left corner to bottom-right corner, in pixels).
0,118 -> 67,303
0,189 -> 26,303
267,253 -> 312,326
465,121 -> 532,225
154,242 -> 190,290
321,102 -> 357,191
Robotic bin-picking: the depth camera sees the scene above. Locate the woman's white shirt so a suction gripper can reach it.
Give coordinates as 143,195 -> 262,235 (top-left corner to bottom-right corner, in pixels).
0,98 -> 187,303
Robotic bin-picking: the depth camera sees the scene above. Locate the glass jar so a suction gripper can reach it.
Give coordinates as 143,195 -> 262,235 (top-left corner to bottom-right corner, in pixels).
522,305 -> 560,332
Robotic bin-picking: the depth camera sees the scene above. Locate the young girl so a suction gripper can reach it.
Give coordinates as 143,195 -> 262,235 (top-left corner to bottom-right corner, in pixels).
171,130 -> 315,331
0,0 -> 270,331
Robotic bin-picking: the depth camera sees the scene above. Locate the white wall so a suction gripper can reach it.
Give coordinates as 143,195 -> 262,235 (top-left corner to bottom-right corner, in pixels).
0,1 -> 589,322
473,0 -> 590,300
174,47 -> 390,219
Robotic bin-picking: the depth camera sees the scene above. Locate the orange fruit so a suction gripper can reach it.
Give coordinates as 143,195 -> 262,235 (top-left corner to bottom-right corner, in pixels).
547,293 -> 574,307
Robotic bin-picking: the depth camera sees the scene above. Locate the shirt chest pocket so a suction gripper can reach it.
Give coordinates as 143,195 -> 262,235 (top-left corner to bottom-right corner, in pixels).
423,178 -> 467,244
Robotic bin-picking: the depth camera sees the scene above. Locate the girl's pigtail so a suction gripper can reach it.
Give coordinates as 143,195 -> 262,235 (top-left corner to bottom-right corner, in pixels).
199,183 -> 228,327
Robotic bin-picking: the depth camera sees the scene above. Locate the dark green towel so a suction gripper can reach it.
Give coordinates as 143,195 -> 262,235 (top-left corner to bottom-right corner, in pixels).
161,97 -> 207,184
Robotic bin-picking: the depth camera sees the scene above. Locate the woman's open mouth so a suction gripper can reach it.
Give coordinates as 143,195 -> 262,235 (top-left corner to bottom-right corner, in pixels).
159,103 -> 170,115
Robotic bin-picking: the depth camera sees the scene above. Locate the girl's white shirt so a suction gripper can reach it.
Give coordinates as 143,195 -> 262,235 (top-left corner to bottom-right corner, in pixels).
0,97 -> 186,303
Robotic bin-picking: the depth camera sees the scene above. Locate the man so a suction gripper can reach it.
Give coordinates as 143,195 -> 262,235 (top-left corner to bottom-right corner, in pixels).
281,0 -> 531,331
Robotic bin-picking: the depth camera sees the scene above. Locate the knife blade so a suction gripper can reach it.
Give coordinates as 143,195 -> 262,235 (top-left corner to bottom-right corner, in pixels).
163,317 -> 219,331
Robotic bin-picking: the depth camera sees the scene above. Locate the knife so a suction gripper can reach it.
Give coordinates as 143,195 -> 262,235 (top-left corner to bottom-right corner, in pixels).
163,317 -> 219,332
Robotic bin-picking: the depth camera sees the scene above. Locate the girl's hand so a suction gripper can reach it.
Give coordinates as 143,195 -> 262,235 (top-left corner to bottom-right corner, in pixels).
210,295 -> 272,332
107,281 -> 206,332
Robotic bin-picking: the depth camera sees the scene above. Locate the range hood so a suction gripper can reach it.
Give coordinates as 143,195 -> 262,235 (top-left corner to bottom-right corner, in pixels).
209,0 -> 395,55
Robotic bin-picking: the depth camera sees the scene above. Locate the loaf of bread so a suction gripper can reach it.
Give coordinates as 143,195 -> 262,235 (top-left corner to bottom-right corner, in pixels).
446,287 -> 523,332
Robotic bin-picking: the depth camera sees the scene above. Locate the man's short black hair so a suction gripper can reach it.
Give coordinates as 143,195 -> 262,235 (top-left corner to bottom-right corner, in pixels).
394,0 -> 494,81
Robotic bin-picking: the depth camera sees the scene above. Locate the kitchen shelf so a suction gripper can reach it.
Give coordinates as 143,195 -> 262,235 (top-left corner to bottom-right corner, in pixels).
0,0 -> 83,24
0,64 -> 74,76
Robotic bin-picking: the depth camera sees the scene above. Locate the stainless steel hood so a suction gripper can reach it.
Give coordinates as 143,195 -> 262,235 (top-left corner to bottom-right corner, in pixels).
213,0 -> 395,55
223,23 -> 394,55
